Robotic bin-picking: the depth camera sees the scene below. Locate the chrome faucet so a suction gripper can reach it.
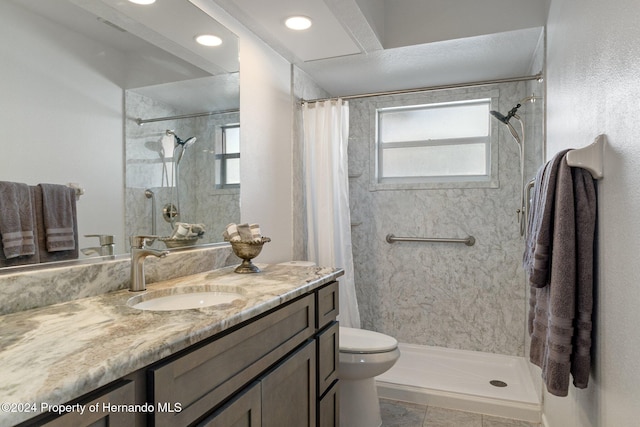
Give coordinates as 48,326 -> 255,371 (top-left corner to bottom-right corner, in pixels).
81,234 -> 115,257
130,235 -> 169,292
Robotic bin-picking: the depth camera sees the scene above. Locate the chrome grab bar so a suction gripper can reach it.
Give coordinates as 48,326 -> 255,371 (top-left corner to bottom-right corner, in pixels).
386,234 -> 475,246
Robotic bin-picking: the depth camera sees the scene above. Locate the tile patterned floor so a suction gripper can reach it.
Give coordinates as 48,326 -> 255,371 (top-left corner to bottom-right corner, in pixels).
380,398 -> 541,427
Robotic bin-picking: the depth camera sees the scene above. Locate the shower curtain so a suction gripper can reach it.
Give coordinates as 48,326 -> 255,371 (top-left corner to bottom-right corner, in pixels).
302,100 -> 361,329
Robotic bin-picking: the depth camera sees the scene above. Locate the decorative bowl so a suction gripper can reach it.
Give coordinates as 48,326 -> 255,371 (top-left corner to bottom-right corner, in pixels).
158,236 -> 200,248
228,237 -> 271,273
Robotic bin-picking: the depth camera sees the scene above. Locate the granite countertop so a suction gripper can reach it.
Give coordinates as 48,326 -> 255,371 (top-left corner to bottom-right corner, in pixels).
0,264 -> 342,427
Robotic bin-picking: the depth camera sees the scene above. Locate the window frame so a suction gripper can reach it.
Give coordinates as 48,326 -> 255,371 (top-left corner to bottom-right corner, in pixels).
369,88 -> 500,191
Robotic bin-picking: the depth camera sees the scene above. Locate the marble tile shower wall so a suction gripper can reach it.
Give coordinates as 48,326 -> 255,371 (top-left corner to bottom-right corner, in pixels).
348,82 -> 543,356
125,91 -> 240,245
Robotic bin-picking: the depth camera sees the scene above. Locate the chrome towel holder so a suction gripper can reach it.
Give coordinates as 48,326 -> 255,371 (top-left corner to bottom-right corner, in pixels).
565,134 -> 605,179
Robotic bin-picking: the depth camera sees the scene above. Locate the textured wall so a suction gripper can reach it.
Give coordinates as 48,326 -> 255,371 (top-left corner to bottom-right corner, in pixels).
543,0 -> 640,425
349,82 -> 543,356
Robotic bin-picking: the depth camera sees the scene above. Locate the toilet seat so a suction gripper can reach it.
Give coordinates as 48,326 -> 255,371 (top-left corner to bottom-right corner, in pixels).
339,326 -> 398,354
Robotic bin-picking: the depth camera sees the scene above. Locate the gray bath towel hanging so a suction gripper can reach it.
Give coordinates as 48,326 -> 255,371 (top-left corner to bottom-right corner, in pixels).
0,181 -> 36,259
525,153 -> 597,397
38,183 -> 77,252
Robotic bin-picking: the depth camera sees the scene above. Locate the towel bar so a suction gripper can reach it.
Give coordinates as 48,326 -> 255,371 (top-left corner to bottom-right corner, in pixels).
565,134 -> 605,179
386,234 -> 475,246
67,183 -> 84,200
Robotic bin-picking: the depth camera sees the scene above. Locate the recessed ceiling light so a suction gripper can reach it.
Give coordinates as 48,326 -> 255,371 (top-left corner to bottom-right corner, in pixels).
195,34 -> 223,47
128,0 -> 156,5
285,16 -> 312,31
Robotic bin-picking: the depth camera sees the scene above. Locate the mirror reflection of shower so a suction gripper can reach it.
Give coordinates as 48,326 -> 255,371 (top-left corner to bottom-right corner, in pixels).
490,95 -> 540,236
163,129 -> 197,228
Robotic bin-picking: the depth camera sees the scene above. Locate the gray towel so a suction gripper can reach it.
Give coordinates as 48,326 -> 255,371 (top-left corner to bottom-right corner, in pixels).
570,167 -> 597,388
33,185 -> 78,262
38,183 -> 76,252
523,149 -> 571,287
0,181 -> 36,259
527,155 -> 597,397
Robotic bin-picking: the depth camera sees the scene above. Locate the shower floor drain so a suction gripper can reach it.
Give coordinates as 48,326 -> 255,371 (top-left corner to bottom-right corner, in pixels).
489,380 -> 508,387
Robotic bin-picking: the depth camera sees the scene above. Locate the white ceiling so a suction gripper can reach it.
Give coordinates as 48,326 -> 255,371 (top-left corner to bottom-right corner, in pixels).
209,0 -> 549,96
16,0 -> 549,105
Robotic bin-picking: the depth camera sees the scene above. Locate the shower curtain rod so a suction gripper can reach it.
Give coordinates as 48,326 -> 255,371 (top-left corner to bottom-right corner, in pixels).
301,72 -> 543,104
136,108 -> 239,125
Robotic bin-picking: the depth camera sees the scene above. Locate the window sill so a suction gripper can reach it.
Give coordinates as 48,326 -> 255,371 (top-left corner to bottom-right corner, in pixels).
369,177 -> 499,191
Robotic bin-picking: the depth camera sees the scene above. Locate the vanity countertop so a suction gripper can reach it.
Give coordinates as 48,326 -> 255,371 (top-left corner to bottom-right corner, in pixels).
0,264 -> 342,427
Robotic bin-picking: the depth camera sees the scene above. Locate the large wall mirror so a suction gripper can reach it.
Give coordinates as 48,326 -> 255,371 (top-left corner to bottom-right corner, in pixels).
0,0 -> 239,269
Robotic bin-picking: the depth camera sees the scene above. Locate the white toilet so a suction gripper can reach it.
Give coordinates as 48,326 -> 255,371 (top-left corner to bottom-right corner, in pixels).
339,326 -> 400,427
277,261 -> 400,427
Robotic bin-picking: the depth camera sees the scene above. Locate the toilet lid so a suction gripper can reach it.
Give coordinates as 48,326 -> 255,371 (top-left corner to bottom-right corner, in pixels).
340,326 -> 398,353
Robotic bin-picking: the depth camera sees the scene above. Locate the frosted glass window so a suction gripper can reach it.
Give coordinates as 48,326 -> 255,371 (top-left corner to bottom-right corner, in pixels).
225,158 -> 240,184
377,99 -> 491,183
217,124 -> 240,188
224,126 -> 240,153
380,102 -> 489,142
383,143 -> 487,177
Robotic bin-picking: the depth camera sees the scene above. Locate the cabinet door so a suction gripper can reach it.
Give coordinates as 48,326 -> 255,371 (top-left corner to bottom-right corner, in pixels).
318,381 -> 339,427
317,321 -> 339,397
261,341 -> 316,427
197,382 -> 261,427
36,380 -> 136,427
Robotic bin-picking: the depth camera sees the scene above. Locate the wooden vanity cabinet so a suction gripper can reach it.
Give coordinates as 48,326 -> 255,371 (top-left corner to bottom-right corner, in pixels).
20,280 -> 340,427
196,281 -> 339,427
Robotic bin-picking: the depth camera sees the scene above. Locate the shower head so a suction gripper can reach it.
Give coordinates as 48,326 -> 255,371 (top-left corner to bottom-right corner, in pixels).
176,136 -> 197,147
490,110 -> 510,124
173,137 -> 196,165
167,130 -> 197,148
168,133 -> 197,164
490,103 -> 525,147
490,103 -> 522,124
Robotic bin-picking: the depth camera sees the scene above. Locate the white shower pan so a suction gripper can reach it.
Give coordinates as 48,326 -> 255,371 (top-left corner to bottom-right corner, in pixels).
376,343 -> 541,423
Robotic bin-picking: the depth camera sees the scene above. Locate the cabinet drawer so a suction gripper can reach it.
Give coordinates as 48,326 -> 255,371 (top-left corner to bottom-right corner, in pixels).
149,295 -> 315,427
317,321 -> 339,396
316,281 -> 339,329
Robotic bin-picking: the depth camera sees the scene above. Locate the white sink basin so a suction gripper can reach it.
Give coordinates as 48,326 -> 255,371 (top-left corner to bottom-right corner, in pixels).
128,285 -> 247,311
